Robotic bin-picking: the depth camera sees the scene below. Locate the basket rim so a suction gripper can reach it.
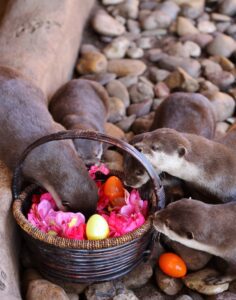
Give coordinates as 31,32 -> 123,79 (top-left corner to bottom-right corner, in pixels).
12,184 -> 153,249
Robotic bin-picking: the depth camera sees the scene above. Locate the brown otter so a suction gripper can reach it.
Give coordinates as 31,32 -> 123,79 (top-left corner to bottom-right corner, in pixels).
124,93 -> 216,201
150,92 -> 216,139
50,79 -> 109,164
153,198 -> 236,284
0,66 -> 98,217
124,128 -> 236,203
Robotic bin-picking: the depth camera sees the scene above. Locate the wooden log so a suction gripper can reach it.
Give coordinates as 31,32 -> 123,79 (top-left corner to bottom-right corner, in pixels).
0,0 -> 95,99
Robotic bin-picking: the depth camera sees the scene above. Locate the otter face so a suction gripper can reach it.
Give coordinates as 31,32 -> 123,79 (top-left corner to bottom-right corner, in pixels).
131,129 -> 189,175
23,141 -> 98,218
153,199 -> 220,256
74,139 -> 103,165
123,154 -> 150,188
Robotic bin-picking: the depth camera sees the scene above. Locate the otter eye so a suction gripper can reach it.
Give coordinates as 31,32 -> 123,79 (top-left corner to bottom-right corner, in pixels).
62,201 -> 70,207
151,144 -> 160,151
186,231 -> 194,240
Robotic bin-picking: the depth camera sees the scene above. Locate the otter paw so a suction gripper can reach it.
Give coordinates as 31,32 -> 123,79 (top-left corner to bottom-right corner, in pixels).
205,275 -> 231,285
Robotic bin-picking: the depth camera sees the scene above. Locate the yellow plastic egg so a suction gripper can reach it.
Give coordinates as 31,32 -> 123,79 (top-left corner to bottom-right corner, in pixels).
86,214 -> 110,240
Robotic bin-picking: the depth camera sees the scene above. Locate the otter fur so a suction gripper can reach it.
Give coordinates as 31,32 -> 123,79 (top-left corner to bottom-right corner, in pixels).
124,127 -> 236,203
0,66 -> 98,217
50,79 -> 109,164
153,198 -> 236,284
150,92 -> 216,139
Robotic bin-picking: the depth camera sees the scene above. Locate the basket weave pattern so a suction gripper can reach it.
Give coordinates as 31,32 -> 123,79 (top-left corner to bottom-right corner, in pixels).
12,130 -> 164,282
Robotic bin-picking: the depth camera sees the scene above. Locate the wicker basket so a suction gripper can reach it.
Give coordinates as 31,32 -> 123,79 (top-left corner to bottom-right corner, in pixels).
12,130 -> 165,284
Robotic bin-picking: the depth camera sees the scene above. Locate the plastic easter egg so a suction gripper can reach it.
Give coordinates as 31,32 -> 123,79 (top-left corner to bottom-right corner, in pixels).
86,214 -> 109,240
158,253 -> 187,278
103,176 -> 124,202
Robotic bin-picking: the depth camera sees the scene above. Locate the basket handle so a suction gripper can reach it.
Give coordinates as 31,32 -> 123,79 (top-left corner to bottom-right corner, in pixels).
12,130 -> 165,210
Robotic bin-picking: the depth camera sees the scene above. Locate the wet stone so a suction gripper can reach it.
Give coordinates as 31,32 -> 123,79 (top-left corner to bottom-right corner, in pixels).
127,99 -> 153,117
92,10 -> 125,37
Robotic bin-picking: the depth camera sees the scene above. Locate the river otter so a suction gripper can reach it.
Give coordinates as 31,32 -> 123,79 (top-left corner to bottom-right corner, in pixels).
124,128 -> 236,203
50,79 -> 109,164
153,198 -> 236,284
0,66 -> 98,217
150,92 -> 216,139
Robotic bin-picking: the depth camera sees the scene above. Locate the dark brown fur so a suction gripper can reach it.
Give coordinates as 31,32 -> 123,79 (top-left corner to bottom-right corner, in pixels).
124,128 -> 236,203
154,198 -> 236,284
150,92 -> 216,139
50,79 -> 109,164
0,66 -> 98,217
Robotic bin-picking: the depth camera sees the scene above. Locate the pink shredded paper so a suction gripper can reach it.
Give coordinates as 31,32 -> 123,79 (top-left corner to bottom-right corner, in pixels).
28,164 -> 148,240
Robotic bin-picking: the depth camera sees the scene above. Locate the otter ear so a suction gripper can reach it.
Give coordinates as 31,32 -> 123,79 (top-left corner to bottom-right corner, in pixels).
177,146 -> 187,157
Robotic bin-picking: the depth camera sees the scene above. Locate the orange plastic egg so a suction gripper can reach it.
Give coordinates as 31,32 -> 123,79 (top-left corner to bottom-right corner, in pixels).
103,176 -> 125,202
158,253 -> 187,278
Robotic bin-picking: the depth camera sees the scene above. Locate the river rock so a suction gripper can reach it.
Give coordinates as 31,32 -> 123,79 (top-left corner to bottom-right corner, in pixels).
141,10 -> 172,30
92,10 -> 125,36
80,44 -> 100,54
207,292 -> 236,300
118,74 -> 138,87
219,0 -> 236,16
106,80 -> 130,107
102,0 -> 124,5
105,122 -> 125,139
202,59 -> 223,75
176,296 -> 193,300
183,41 -> 201,57
85,282 -> 116,300
207,34 -> 236,58
136,36 -> 155,49
134,282 -> 167,300
214,56 -> 235,72
215,122 -> 230,139
159,1 -> 180,21
127,99 -> 153,117
174,0 -> 204,19
122,262 -> 153,289
177,17 -> 199,36
149,67 -> 170,83
26,279 -> 69,300
129,82 -> 154,103
127,19 -> 141,34
154,82 -> 170,98
127,46 -> 144,59
102,149 -> 124,171
116,115 -> 136,132
199,80 -> 219,94
183,268 -> 229,295
81,73 -> 117,86
66,293 -> 79,300
76,51 -> 108,75
165,67 -> 199,92
113,290 -> 139,300
108,59 -> 147,76
156,54 -> 201,78
206,71 -> 235,90
108,97 -> 126,123
117,0 -> 139,19
197,20 -> 216,34
155,268 -> 184,296
131,112 -> 155,133
180,33 -> 213,48
103,37 -> 130,59
22,268 -> 42,295
205,91 -> 235,122
163,238 -> 212,271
